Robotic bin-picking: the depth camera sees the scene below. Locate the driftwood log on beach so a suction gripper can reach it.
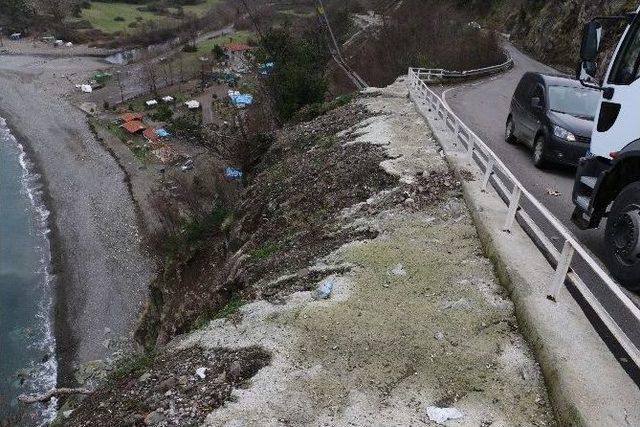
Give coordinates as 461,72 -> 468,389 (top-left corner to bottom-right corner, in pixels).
18,387 -> 93,404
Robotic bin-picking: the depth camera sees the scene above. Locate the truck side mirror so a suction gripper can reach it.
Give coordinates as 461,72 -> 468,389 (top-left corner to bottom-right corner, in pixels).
581,21 -> 601,61
577,21 -> 602,81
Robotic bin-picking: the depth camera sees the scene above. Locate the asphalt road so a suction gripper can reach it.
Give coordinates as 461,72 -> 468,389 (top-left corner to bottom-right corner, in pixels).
434,42 -> 640,376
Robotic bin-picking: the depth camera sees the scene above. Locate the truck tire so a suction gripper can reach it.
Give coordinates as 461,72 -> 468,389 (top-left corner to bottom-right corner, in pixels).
505,116 -> 517,145
605,182 -> 640,290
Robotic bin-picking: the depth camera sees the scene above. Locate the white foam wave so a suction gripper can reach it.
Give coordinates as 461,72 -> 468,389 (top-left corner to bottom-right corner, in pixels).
1,118 -> 58,425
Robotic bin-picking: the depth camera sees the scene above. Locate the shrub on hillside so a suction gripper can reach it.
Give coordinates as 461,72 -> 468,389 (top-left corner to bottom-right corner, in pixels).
182,44 -> 198,52
350,0 -> 506,86
256,28 -> 330,122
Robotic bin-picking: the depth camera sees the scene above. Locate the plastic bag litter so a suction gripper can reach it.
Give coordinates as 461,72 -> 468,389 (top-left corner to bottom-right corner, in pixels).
390,263 -> 407,276
314,276 -> 336,300
195,367 -> 207,379
426,406 -> 464,424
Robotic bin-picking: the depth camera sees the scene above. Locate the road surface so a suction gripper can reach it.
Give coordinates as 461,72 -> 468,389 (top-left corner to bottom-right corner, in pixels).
435,42 -> 640,379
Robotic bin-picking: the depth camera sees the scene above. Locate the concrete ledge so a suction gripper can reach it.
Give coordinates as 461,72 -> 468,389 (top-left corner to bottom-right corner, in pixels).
411,92 -> 640,427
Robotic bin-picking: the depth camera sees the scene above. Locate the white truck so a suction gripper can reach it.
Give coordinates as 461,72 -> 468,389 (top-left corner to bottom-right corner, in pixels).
574,6 -> 640,289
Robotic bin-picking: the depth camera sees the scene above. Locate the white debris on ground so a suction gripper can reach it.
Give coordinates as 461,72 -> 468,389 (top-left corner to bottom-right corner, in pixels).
426,406 -> 465,424
178,78 -> 556,426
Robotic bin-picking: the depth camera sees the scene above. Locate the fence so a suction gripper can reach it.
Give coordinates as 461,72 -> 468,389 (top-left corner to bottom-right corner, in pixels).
407,66 -> 640,368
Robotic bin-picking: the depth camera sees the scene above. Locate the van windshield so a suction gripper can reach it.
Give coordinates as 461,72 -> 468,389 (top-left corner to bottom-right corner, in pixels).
548,85 -> 601,120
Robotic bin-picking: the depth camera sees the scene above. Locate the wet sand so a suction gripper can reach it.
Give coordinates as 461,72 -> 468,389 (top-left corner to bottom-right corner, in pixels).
0,54 -> 153,384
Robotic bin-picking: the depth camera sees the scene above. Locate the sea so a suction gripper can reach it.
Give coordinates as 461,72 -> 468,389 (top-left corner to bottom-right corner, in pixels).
0,117 -> 57,425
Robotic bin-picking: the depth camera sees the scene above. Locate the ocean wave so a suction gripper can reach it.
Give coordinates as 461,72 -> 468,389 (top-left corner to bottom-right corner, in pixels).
0,117 -> 58,425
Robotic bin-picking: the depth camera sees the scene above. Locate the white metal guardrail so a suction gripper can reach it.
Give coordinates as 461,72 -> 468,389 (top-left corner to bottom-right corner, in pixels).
407,67 -> 640,368
415,52 -> 514,83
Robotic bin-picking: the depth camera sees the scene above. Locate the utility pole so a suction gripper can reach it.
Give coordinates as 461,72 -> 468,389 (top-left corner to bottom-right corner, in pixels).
315,0 -> 344,62
239,0 -> 266,44
239,0 -> 276,59
116,70 -> 124,104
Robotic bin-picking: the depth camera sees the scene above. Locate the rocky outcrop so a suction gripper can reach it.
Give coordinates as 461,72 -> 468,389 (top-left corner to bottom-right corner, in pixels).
481,0 -> 637,69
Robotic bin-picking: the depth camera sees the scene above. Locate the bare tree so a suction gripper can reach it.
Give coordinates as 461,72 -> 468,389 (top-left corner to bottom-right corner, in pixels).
177,54 -> 186,86
182,12 -> 200,49
141,62 -> 159,95
115,70 -> 125,104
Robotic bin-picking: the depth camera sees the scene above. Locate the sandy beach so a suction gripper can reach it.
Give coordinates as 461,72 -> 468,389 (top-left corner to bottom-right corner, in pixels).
0,53 -> 153,385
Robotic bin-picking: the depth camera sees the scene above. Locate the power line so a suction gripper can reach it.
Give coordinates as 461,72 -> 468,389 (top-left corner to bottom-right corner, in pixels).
314,0 -> 368,90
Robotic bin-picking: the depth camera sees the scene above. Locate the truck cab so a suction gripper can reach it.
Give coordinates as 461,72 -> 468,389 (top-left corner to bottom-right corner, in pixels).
573,6 -> 640,288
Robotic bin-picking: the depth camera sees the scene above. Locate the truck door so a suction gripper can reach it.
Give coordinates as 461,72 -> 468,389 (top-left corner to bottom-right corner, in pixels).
592,16 -> 640,158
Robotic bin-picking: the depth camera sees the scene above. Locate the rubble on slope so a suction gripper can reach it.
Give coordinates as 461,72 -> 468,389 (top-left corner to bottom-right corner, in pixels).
63,346 -> 270,427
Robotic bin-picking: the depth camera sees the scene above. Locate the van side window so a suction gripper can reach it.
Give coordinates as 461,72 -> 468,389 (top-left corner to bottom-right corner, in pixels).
531,84 -> 545,105
515,78 -> 528,98
609,18 -> 640,85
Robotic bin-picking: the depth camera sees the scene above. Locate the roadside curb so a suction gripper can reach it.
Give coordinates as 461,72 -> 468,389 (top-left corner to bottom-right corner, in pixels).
411,90 -> 640,427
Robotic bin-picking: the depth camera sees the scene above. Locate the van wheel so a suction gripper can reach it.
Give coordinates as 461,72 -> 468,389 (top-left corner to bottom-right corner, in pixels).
532,135 -> 548,169
505,116 -> 516,144
605,182 -> 640,290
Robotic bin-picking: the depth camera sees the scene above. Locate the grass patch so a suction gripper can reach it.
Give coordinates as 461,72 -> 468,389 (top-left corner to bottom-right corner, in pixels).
251,241 -> 284,260
130,142 -> 150,162
179,0 -> 222,16
292,94 -> 355,123
81,2 -> 165,33
158,30 -> 253,77
197,30 -> 253,52
81,0 -> 221,34
103,120 -> 129,142
191,294 -> 246,330
107,351 -> 157,384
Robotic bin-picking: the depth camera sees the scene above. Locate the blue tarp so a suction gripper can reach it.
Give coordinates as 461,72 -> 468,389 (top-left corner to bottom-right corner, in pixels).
259,62 -> 274,75
224,167 -> 243,179
229,93 -> 253,107
155,128 -> 170,138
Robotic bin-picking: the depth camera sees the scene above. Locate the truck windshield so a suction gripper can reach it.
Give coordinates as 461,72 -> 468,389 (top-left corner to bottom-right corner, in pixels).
548,86 -> 601,120
609,16 -> 640,85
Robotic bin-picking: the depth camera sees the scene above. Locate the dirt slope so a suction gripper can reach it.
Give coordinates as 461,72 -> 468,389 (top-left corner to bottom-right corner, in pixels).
177,79 -> 556,426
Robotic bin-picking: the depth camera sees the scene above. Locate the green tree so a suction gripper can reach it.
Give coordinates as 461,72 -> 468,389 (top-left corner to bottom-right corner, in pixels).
0,0 -> 35,32
257,28 -> 330,122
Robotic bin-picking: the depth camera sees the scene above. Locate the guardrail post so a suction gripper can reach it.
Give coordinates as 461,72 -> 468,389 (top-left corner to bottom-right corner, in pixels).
481,159 -> 494,192
502,186 -> 522,232
467,134 -> 475,159
547,240 -> 575,302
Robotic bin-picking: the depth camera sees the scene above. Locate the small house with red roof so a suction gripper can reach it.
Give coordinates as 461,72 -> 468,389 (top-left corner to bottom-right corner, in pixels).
143,128 -> 159,143
122,120 -> 146,134
223,42 -> 252,68
121,112 -> 144,123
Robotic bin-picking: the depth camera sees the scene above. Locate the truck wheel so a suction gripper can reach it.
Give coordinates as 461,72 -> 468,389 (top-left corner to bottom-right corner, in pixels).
605,182 -> 640,290
505,116 -> 517,144
532,135 -> 548,169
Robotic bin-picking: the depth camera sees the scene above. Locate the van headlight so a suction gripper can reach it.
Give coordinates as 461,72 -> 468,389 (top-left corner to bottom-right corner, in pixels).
553,125 -> 576,142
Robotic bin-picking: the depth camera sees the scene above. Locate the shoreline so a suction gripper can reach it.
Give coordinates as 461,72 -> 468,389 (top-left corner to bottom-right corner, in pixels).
0,111 -> 77,387
0,117 -> 58,424
0,54 -> 154,395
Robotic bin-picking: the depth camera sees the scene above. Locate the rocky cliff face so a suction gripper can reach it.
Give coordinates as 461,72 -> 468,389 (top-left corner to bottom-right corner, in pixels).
480,0 -> 638,69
